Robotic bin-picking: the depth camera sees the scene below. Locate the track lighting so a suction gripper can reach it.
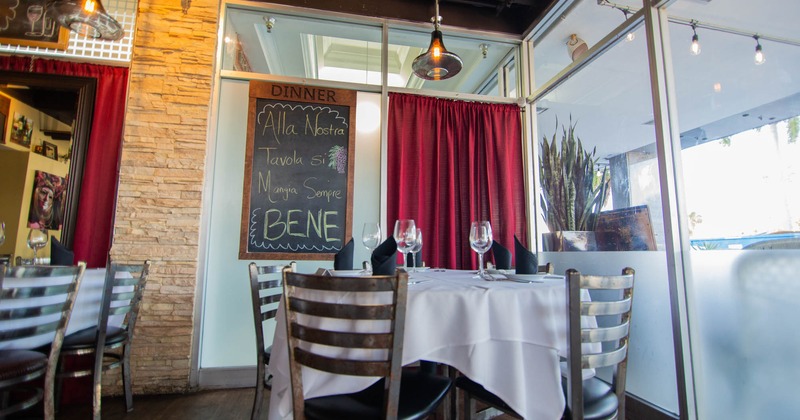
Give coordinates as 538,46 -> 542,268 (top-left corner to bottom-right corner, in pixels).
753,36 -> 765,65
620,8 -> 634,42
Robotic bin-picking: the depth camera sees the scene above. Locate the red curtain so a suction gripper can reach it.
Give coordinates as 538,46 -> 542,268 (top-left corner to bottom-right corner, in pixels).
387,93 -> 528,269
0,57 -> 129,268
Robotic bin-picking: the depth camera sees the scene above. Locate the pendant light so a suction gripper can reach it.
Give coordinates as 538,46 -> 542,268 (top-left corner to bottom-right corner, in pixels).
412,0 -> 463,81
48,0 -> 124,41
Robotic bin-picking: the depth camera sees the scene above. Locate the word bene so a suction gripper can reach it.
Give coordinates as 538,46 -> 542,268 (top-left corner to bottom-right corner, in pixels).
261,208 -> 340,242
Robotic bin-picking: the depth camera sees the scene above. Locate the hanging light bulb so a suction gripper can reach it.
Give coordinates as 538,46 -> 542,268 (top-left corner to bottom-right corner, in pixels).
412,0 -> 463,81
754,35 -> 765,65
620,8 -> 634,42
47,0 -> 124,40
690,22 -> 701,55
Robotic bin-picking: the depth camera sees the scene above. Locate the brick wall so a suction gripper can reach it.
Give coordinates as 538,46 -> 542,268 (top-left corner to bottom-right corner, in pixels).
108,0 -> 219,394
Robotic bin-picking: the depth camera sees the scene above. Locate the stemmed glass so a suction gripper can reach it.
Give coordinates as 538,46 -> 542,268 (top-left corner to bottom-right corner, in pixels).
0,221 -> 5,246
26,5 -> 43,36
469,221 -> 493,278
361,222 -> 381,274
408,228 -> 422,272
27,228 -> 49,264
393,219 -> 417,268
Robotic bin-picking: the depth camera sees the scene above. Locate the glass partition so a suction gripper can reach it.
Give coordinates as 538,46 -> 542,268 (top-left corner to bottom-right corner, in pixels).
667,0 -> 800,417
533,19 -> 679,414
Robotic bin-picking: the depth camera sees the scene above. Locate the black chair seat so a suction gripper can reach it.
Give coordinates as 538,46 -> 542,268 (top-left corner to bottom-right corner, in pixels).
305,369 -> 453,420
62,326 -> 128,350
455,375 -> 517,415
0,350 -> 47,382
563,377 -> 619,420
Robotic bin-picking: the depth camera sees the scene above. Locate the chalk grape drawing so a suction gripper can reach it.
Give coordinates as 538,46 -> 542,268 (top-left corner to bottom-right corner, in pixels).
328,145 -> 347,174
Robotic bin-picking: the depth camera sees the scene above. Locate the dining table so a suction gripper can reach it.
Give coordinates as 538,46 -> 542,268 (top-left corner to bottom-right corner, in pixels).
267,268 -> 596,420
0,267 -> 125,350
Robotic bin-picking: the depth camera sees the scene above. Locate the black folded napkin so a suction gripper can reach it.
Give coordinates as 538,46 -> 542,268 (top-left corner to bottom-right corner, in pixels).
491,240 -> 512,270
514,235 -> 538,274
51,237 -> 75,266
406,251 -> 423,269
334,238 -> 354,270
371,237 -> 397,275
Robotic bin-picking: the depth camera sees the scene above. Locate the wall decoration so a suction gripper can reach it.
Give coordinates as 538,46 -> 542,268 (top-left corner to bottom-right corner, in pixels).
10,112 -> 32,147
0,0 -> 70,50
239,81 -> 356,260
28,170 -> 67,230
43,140 -> 58,160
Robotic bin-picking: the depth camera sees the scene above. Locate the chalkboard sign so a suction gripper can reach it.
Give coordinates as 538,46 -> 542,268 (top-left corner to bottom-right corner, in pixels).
239,81 -> 356,260
0,1 -> 70,50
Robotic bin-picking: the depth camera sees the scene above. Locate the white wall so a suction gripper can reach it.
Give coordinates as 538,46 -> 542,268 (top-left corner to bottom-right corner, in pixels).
199,79 -> 382,368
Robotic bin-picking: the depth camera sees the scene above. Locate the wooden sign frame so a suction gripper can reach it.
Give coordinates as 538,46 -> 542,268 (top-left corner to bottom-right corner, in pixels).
239,81 -> 356,260
0,1 -> 70,50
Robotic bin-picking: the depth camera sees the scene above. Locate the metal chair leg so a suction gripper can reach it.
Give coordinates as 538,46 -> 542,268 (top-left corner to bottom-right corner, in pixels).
252,362 -> 265,420
123,345 -> 134,412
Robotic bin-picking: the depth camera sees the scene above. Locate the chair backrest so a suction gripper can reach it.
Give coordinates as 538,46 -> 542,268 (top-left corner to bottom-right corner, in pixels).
248,262 -> 295,355
97,261 -> 150,340
565,267 -> 635,420
0,263 -> 86,411
283,268 -> 409,420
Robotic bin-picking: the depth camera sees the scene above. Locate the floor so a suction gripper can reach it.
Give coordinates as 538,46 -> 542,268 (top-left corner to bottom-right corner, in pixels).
49,387 -> 517,420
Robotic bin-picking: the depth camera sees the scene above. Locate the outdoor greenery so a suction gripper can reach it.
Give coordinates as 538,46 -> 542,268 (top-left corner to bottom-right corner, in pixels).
539,118 -> 610,232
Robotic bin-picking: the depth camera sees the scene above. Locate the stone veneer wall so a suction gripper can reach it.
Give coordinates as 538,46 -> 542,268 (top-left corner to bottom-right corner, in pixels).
107,0 -> 219,393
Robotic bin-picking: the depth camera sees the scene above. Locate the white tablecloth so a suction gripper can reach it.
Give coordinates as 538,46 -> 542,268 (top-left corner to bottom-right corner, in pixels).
0,268 -> 122,350
268,269 -> 594,420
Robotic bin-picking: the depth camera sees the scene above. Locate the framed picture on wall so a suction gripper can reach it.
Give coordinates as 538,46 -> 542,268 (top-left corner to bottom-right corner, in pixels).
43,140 -> 58,160
0,1 -> 70,50
10,112 -> 33,147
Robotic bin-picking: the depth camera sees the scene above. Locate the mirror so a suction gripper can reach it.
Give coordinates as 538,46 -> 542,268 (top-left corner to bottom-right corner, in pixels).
0,70 -> 95,258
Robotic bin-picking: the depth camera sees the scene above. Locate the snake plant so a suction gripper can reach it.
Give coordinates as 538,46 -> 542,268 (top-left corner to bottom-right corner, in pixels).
539,118 -> 609,232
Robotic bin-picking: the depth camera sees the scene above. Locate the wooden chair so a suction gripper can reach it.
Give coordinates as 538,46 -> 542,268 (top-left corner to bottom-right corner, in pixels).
248,261 -> 295,420
0,263 -> 86,419
456,267 -> 635,420
539,262 -> 554,273
55,260 -> 150,420
283,268 -> 452,420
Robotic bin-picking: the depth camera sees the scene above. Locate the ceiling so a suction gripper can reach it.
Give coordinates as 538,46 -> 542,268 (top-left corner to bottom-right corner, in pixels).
252,0 -> 559,37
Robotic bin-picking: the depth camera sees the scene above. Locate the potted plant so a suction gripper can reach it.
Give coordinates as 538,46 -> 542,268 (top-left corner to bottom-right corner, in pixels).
539,118 -> 609,251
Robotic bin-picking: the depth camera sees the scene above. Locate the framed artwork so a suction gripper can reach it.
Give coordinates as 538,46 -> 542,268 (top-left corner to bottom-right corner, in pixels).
0,1 -> 70,50
28,170 -> 67,230
10,112 -> 32,147
0,94 -> 9,144
43,140 -> 58,159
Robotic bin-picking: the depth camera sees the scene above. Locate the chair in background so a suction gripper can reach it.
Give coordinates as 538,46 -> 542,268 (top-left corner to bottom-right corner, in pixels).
283,268 -> 452,420
0,263 -> 86,419
456,267 -> 635,420
55,260 -> 150,420
248,262 -> 295,420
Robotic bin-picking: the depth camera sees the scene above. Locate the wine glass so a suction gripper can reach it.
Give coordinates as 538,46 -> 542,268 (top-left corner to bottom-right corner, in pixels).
27,228 -> 48,264
393,219 -> 417,268
469,221 -> 493,277
0,221 -> 5,246
361,222 -> 381,274
26,5 -> 43,36
408,228 -> 422,272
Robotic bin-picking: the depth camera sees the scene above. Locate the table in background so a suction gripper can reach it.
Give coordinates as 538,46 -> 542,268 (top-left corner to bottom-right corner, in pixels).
268,269 -> 593,420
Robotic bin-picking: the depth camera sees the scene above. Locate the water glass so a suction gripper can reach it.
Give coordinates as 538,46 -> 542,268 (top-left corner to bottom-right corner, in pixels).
393,219 -> 417,267
469,221 -> 493,276
361,222 -> 381,273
